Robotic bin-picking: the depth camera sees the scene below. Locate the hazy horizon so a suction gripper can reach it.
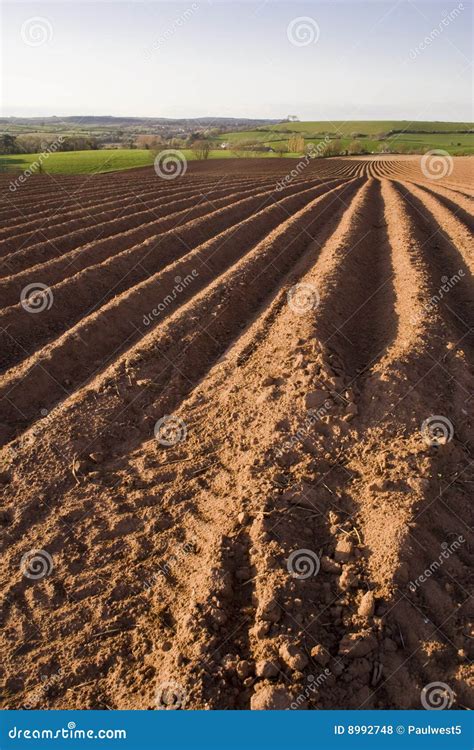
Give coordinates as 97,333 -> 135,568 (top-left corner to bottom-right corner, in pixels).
1,114 -> 473,124
2,0 -> 473,122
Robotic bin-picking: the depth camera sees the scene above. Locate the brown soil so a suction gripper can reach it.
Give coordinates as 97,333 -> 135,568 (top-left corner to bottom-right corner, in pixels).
0,156 -> 472,711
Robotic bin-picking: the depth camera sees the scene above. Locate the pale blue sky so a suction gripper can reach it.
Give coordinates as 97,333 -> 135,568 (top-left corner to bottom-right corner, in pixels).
2,1 -> 472,120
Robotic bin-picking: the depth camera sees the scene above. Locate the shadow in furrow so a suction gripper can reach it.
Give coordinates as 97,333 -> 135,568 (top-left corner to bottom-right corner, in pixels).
313,179 -> 398,379
393,181 -> 474,355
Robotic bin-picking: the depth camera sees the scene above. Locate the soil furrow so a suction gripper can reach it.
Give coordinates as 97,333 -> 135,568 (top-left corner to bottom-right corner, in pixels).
0,180 -> 347,372
0,179 -> 290,276
0,177 -> 266,253
392,181 -> 473,352
0,178 -> 343,309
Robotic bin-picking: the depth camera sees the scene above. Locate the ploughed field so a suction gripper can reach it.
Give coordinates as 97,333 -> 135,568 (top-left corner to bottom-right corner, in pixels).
0,156 -> 472,710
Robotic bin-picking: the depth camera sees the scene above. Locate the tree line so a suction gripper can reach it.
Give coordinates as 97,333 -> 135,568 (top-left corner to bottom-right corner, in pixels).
0,133 -> 100,155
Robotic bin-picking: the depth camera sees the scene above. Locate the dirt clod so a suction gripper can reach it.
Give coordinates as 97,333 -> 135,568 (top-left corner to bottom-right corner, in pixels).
279,642 -> 308,671
250,685 -> 293,710
358,591 -> 375,618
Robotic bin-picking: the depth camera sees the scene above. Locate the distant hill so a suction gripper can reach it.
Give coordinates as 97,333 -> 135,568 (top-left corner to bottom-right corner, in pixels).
256,120 -> 473,136
0,115 -> 280,129
2,118 -> 472,158
217,120 -> 474,156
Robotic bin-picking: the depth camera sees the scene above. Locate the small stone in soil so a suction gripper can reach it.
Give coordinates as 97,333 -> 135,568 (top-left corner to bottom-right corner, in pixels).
334,539 -> 353,562
358,591 -> 375,617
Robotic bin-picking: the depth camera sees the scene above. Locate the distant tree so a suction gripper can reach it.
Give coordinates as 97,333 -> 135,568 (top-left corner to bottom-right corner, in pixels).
395,142 -> 408,154
288,134 -> 305,153
168,138 -> 187,149
348,140 -> 363,155
322,138 -> 343,157
191,140 -> 211,160
230,142 -> 247,158
136,134 -> 165,150
0,134 -> 18,154
57,136 -> 99,152
16,134 -> 45,153
234,140 -> 272,156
